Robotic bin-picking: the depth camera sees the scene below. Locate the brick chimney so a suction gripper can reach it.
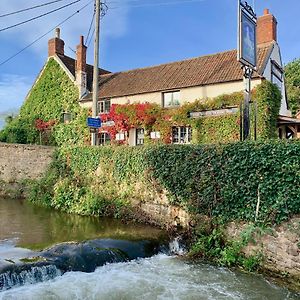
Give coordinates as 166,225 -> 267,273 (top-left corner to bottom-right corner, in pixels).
257,9 -> 277,45
76,36 -> 87,98
48,28 -> 65,57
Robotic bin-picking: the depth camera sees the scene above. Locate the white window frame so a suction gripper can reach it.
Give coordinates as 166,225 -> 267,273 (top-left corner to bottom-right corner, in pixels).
98,132 -> 111,145
136,128 -> 145,146
162,90 -> 180,108
172,126 -> 192,144
97,99 -> 111,114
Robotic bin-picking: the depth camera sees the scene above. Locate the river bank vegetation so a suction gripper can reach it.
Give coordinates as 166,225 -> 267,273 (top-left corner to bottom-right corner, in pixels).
25,141 -> 300,287
30,141 -> 300,224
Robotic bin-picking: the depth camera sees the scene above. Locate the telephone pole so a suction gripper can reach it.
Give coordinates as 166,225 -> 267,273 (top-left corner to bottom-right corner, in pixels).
91,0 -> 101,146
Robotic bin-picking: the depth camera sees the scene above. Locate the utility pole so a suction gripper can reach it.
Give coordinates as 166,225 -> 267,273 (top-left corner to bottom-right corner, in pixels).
91,0 -> 101,146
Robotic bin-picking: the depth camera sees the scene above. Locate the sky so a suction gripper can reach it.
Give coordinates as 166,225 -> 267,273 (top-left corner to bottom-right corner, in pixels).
0,0 -> 300,119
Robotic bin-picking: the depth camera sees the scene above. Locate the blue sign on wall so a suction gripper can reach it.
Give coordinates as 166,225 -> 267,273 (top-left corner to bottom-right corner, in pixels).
87,117 -> 102,128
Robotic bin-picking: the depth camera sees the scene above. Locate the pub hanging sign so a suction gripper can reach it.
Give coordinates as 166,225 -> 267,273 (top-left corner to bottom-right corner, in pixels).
237,1 -> 257,69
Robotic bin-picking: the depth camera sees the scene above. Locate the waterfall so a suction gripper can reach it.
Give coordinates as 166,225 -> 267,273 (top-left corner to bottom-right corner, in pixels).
168,236 -> 187,255
0,265 -> 62,291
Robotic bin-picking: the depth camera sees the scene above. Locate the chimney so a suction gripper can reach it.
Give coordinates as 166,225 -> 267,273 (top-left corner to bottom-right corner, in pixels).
48,28 -> 65,56
257,9 -> 277,45
76,36 -> 87,98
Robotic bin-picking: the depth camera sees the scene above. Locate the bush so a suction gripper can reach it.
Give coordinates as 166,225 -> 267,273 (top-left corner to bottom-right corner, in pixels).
30,141 -> 300,224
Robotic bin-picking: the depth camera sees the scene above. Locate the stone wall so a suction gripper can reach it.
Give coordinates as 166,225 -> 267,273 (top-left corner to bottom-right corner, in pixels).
0,143 -> 54,183
226,218 -> 300,290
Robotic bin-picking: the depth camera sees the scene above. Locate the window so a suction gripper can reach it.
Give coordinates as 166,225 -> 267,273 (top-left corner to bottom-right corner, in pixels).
136,128 -> 144,145
271,60 -> 283,91
98,132 -> 111,145
172,127 -> 192,144
61,112 -> 72,123
150,131 -> 160,139
97,99 -> 111,114
163,91 -> 180,108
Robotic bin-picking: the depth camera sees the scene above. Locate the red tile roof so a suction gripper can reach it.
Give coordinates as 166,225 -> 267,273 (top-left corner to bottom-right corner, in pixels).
58,54 -> 111,91
61,43 -> 273,101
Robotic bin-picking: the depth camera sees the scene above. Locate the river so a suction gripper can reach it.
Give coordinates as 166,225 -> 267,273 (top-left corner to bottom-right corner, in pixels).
0,198 -> 299,299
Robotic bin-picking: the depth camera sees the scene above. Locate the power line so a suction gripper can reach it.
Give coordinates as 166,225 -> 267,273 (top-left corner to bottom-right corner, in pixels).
85,10 -> 95,46
0,0 -> 81,33
0,0 -> 68,18
0,0 -> 94,68
86,1 -> 107,48
87,28 -> 95,48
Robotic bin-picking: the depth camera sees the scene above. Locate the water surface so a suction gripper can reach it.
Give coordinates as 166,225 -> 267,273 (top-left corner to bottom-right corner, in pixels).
0,197 -> 166,251
0,198 -> 299,299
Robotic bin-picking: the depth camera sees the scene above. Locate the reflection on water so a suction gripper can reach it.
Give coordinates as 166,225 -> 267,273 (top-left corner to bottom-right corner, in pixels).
0,198 -> 166,250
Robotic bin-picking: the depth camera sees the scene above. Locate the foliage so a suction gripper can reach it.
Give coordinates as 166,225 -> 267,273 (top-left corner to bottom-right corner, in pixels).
100,103 -> 162,143
30,140 -> 300,225
29,146 -> 140,218
53,108 -> 90,146
285,59 -> 300,116
255,80 -> 282,139
146,141 -> 300,224
35,119 -> 56,131
189,224 -> 263,272
0,59 -> 80,145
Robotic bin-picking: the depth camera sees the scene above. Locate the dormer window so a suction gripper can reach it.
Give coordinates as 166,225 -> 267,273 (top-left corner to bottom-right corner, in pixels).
163,91 -> 180,108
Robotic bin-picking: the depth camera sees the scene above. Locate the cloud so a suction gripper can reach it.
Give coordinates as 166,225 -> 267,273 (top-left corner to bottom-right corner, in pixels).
0,0 -> 130,60
0,74 -> 34,114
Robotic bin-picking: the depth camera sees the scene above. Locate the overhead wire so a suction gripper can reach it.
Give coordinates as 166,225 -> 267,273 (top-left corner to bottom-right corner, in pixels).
0,0 -> 68,18
0,0 -> 94,68
85,10 -> 95,46
86,1 -> 108,49
0,0 -> 81,33
87,28 -> 95,48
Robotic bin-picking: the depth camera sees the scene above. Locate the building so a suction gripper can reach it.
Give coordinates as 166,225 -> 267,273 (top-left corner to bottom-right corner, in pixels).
27,9 -> 292,145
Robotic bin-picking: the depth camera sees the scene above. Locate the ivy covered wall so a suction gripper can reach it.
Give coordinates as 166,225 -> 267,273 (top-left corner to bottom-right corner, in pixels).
0,60 -> 281,146
0,58 -> 88,145
100,81 -> 281,145
30,141 -> 300,224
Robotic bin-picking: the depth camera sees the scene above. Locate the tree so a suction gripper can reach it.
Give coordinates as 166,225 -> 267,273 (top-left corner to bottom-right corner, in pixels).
285,59 -> 300,116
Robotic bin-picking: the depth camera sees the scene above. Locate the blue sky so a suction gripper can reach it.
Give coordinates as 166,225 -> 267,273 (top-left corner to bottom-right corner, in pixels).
0,0 -> 299,118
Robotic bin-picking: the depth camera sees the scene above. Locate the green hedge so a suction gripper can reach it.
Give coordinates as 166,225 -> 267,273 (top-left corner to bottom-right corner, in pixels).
30,141 -> 300,224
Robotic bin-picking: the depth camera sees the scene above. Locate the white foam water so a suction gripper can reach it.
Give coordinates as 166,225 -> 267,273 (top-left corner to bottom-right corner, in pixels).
168,237 -> 187,256
0,255 -> 297,300
0,265 -> 62,292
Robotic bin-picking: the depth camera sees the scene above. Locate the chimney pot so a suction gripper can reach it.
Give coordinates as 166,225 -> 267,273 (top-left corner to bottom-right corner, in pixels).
55,28 -> 61,39
264,8 -> 270,15
80,35 -> 84,45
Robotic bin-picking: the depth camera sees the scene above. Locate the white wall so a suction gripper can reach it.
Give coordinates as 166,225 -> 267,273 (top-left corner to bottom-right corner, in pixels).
81,79 -> 262,109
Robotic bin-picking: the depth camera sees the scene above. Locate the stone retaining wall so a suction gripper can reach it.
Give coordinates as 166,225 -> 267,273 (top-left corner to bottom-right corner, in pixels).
0,143 -> 55,183
226,218 -> 300,290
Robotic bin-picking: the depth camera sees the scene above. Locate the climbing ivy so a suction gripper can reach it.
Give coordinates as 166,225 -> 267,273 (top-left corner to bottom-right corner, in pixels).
0,59 -> 83,145
30,140 -> 300,224
97,81 -> 281,145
